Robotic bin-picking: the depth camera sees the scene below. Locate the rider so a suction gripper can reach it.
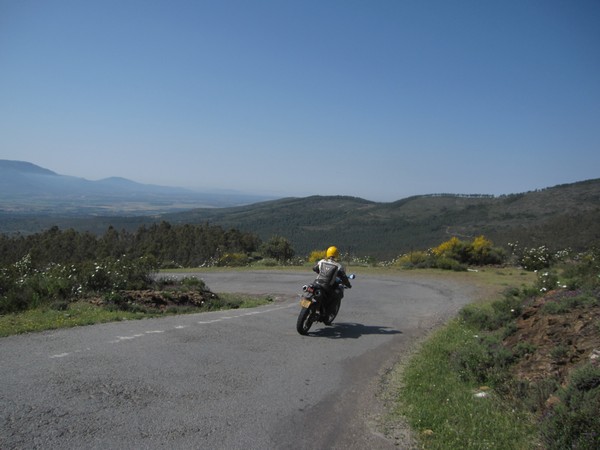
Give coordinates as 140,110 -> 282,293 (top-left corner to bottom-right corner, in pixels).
313,246 -> 352,303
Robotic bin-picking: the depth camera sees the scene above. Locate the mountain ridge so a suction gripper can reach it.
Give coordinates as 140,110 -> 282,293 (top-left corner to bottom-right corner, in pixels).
158,178 -> 600,258
0,159 -> 275,212
1,160 -> 598,259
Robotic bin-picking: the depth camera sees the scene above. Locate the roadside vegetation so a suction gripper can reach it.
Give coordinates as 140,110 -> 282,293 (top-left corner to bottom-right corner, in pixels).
387,246 -> 600,449
1,224 -> 599,447
0,222 -> 291,336
0,252 -> 273,337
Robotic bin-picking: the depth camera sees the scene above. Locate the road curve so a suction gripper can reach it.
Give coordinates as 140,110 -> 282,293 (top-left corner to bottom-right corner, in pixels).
0,270 -> 477,449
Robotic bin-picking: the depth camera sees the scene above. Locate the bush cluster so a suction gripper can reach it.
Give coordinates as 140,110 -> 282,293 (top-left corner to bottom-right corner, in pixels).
0,223 -> 297,269
394,235 -> 506,270
453,248 -> 600,448
508,242 -> 582,272
540,364 -> 600,449
0,255 -> 159,314
308,250 -> 326,263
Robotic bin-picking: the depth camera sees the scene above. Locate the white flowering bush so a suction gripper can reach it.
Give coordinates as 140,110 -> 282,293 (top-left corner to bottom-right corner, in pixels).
0,255 -> 158,314
509,243 -> 576,272
536,270 -> 560,293
509,243 -> 552,271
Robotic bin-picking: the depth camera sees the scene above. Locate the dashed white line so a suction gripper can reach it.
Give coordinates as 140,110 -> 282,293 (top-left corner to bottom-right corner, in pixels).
50,301 -> 296,358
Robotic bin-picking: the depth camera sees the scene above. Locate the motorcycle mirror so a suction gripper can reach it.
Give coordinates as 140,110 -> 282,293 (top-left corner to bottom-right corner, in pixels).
348,274 -> 356,279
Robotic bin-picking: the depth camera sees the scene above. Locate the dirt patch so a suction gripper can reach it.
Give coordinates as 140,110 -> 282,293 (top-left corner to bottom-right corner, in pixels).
90,288 -> 218,311
504,291 -> 600,386
124,290 -> 213,309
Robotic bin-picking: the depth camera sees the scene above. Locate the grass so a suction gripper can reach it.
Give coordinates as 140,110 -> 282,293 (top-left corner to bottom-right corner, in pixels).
372,266 -> 540,448
0,293 -> 273,337
0,301 -> 151,337
388,319 -> 537,449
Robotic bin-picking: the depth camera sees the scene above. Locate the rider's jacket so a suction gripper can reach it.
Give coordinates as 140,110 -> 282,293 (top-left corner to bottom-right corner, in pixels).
313,258 -> 351,289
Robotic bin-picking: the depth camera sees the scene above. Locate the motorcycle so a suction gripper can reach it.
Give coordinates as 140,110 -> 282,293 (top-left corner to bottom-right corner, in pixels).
296,274 -> 355,335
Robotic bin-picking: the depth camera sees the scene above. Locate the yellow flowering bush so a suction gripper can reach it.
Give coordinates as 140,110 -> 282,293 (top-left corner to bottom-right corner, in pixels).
308,250 -> 326,263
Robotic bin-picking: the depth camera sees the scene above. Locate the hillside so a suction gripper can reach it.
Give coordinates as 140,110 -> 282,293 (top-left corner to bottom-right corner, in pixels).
156,180 -> 600,258
1,163 -> 598,259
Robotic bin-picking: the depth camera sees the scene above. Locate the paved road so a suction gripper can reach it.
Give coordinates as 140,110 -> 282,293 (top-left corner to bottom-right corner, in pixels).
0,271 -> 477,449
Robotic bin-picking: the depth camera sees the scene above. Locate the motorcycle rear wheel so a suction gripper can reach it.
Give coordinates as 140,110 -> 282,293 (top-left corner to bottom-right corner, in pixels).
296,306 -> 315,335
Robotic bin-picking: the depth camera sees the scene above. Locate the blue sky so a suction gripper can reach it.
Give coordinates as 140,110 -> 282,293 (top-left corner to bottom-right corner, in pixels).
1,0 -> 599,202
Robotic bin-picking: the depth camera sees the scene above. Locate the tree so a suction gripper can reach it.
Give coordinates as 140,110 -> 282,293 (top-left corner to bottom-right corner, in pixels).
261,236 -> 295,262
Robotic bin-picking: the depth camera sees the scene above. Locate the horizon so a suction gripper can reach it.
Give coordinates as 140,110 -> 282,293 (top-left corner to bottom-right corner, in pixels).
2,158 -> 595,204
1,1 -> 599,202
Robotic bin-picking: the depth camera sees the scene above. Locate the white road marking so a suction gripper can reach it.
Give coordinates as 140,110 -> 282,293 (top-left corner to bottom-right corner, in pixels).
49,300 -> 296,358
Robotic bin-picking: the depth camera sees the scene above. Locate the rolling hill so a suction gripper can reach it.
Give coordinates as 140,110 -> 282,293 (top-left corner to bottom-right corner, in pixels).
1,159 -> 598,259
158,180 -> 600,258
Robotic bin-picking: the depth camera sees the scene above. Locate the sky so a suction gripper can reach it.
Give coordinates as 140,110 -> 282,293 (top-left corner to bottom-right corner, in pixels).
1,0 -> 599,202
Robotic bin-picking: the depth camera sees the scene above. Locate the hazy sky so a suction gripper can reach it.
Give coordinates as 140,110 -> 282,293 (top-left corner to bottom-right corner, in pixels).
1,0 -> 599,202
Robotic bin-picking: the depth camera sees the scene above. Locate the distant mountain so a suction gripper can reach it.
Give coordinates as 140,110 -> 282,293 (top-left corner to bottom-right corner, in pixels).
0,160 -> 57,176
1,160 -> 598,258
0,160 -> 275,213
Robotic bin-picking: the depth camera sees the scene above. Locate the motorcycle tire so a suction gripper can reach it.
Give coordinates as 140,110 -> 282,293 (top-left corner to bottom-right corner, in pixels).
296,306 -> 315,335
323,299 -> 340,326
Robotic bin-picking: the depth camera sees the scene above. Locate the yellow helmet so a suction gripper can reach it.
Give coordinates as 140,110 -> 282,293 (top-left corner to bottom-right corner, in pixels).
326,246 -> 339,259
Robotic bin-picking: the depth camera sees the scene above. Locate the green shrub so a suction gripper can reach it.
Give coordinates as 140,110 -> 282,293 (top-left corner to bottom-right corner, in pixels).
513,342 -> 536,358
259,258 -> 278,267
502,321 -> 518,339
536,270 -> 559,293
507,378 -> 560,413
560,248 -> 600,290
550,345 -> 570,362
542,292 -> 598,314
434,256 -> 467,271
217,252 -> 249,267
449,332 -> 514,386
459,293 -> 521,332
394,251 -> 430,268
0,285 -> 39,314
180,276 -> 207,290
260,235 -> 294,262
540,364 -> 600,449
459,304 -> 496,330
491,294 -> 523,322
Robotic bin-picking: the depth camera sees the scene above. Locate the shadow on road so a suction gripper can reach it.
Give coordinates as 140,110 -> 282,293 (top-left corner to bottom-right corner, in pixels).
310,322 -> 402,339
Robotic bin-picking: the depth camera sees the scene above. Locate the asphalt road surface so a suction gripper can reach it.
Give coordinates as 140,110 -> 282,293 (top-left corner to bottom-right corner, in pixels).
0,270 -> 477,449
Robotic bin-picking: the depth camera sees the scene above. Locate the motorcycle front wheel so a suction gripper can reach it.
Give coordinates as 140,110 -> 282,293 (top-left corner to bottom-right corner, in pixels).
296,306 -> 315,335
